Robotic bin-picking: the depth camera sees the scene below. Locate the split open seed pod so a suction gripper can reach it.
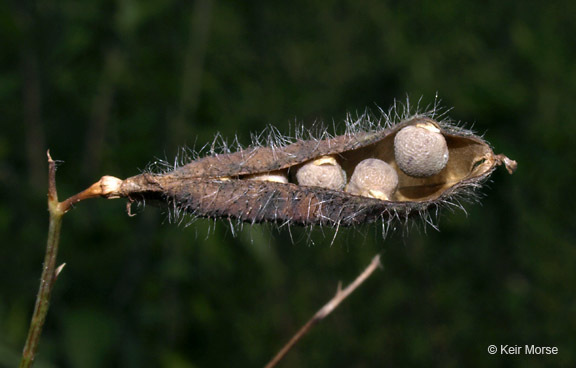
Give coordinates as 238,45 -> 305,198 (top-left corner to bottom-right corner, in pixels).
108,114 -> 517,229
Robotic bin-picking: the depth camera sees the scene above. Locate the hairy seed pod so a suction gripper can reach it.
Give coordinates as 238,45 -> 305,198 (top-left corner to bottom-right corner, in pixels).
107,112 -> 517,229
394,122 -> 449,177
296,156 -> 347,190
346,159 -> 398,201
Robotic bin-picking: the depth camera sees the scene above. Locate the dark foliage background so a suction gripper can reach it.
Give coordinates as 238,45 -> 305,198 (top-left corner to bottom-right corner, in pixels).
1,0 -> 575,367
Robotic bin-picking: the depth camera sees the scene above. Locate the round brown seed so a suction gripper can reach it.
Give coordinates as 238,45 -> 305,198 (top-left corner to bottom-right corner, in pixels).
346,158 -> 398,200
394,123 -> 449,177
296,156 -> 347,190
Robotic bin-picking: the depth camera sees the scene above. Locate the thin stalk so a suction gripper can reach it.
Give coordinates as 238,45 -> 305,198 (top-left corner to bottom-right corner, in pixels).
19,152 -> 115,367
20,152 -> 64,368
265,254 -> 382,368
19,205 -> 63,367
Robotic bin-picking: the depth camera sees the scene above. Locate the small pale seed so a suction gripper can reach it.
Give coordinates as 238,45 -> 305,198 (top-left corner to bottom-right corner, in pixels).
394,123 -> 449,177
246,171 -> 288,184
296,155 -> 347,190
346,158 -> 398,200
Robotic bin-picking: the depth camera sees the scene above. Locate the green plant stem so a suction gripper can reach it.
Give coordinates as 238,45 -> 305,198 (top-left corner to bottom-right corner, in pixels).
19,153 -> 65,368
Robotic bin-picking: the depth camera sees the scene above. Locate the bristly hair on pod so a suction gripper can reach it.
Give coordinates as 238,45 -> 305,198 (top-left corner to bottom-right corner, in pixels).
99,98 -> 517,239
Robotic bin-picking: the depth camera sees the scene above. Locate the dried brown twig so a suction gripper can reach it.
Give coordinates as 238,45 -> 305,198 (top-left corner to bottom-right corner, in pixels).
265,254 -> 382,368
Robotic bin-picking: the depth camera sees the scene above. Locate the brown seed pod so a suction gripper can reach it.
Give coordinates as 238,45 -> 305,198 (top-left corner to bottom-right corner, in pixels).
107,112 -> 517,230
346,158 -> 398,201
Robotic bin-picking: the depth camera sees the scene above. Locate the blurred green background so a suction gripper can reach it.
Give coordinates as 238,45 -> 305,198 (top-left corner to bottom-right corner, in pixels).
1,0 -> 575,367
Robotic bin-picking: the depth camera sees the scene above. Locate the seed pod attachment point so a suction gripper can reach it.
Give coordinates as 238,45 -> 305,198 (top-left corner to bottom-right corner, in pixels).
394,122 -> 449,178
99,176 -> 124,199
